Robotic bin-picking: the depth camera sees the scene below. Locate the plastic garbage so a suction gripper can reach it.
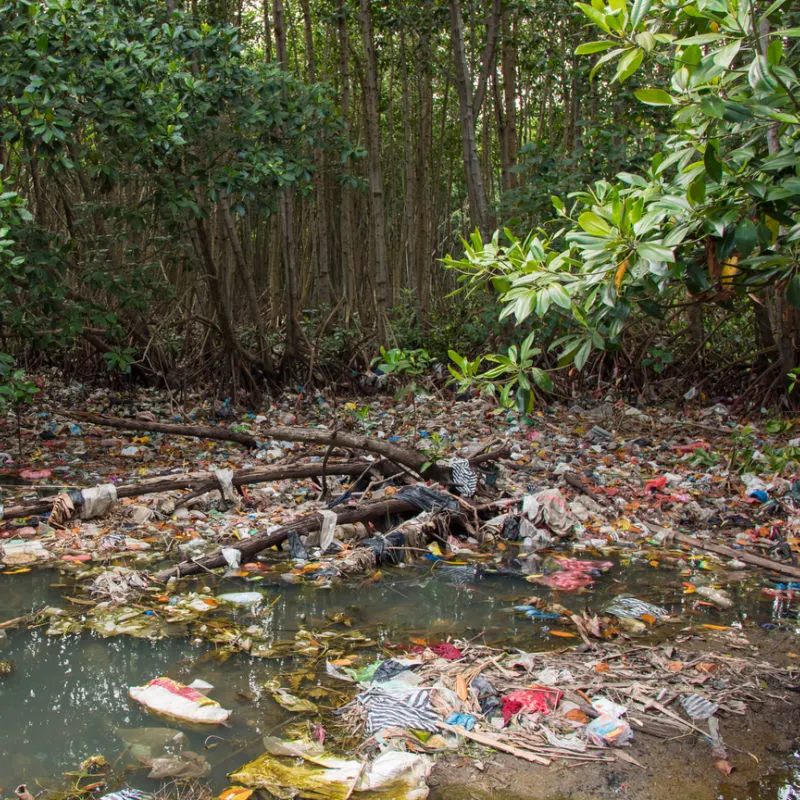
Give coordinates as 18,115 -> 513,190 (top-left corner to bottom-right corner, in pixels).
522,488 -> 577,537
591,697 -> 627,717
372,660 -> 411,683
221,547 -> 242,571
695,586 -> 734,609
146,751 -> 210,779
411,642 -> 463,660
99,789 -> 153,800
231,745 -> 432,800
129,677 -> 232,725
0,540 -> 51,567
288,530 -> 309,562
536,570 -> 595,591
396,485 -> 460,513
501,686 -> 562,722
681,694 -> 719,720
217,592 -> 264,607
445,712 -> 476,731
603,597 -> 669,621
361,530 -> 406,565
80,484 -> 118,519
584,714 -> 632,746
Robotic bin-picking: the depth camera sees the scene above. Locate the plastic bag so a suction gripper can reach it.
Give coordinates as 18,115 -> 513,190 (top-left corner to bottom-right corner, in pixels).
584,714 -> 633,746
129,677 -> 232,725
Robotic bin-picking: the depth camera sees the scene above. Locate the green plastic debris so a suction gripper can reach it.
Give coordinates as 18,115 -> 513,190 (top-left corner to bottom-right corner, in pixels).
231,742 -> 432,800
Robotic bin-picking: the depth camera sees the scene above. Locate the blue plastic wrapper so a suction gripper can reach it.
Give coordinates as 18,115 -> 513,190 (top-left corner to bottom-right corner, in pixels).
446,712 -> 477,731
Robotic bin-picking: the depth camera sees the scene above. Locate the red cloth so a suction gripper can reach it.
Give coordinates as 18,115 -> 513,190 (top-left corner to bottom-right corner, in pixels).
411,642 -> 463,660
501,686 -> 563,723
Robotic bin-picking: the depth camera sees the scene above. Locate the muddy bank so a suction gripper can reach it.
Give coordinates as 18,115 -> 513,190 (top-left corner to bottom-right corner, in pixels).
431,630 -> 800,800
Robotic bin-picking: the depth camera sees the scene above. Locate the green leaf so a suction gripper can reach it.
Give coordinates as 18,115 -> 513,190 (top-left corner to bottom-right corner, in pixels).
578,211 -> 612,236
634,88 -> 675,105
551,195 -> 565,214
704,144 -> 723,182
637,242 -> 675,262
787,275 -> 800,309
614,48 -> 644,83
574,340 -> 592,370
629,0 -> 652,29
575,40 -> 616,55
734,218 -> 758,258
771,27 -> 800,37
531,368 -> 554,392
575,3 -> 611,33
687,175 -> 706,206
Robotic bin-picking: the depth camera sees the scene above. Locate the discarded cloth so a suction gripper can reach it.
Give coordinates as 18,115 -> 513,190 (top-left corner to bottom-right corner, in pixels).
450,458 -> 477,498
355,687 -> 440,733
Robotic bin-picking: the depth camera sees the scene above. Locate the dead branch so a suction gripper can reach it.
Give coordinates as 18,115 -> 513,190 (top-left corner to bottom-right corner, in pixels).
64,411 -> 453,482
0,461 -> 375,520
154,496 -> 429,582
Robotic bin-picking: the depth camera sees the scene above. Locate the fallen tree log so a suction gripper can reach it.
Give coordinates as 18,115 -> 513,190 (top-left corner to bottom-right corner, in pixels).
645,523 -> 800,579
674,531 -> 800,579
0,461 -> 375,520
65,411 -> 453,482
154,496 -> 427,582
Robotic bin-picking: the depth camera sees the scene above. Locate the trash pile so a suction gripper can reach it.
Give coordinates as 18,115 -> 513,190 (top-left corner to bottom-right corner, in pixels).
323,636 -> 787,778
0,381 -> 799,798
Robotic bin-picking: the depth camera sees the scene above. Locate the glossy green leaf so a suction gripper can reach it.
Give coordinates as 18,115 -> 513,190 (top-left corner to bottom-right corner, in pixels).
578,211 -> 613,236
635,88 -> 675,105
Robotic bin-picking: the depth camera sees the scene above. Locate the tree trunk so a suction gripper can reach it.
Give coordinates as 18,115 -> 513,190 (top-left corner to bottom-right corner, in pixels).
337,0 -> 357,309
449,0 -> 492,236
299,0 -> 331,307
359,0 -> 390,336
500,5 -> 518,191
273,0 -> 300,361
415,17 -> 433,313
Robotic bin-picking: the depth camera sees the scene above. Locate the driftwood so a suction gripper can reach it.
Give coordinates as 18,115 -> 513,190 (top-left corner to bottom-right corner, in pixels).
674,531 -> 800,579
0,461 -> 375,520
66,411 -> 455,482
645,522 -> 800,579
154,496 -> 432,582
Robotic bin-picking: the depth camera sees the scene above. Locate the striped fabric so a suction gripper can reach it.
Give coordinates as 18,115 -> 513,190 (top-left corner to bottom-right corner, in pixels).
355,687 -> 440,733
450,457 -> 478,498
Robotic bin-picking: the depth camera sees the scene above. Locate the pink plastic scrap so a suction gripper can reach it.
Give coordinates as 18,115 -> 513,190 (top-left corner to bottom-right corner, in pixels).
411,642 -> 463,660
501,686 -> 563,723
537,571 -> 595,591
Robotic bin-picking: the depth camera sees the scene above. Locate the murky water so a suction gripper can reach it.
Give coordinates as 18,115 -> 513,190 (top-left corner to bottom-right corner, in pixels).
0,563 -> 797,797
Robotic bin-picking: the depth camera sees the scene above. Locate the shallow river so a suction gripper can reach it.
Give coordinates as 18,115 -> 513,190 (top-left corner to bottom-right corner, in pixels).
0,564 -> 797,798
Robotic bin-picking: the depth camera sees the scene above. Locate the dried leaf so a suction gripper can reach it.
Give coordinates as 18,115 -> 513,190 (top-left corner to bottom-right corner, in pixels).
550,631 -> 577,638
456,674 -> 469,701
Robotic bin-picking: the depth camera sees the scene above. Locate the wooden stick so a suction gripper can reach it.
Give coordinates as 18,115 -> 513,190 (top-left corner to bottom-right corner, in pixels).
64,410 -> 453,482
154,496 -> 431,582
0,461 -> 375,520
647,524 -> 800,579
437,722 -> 551,765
